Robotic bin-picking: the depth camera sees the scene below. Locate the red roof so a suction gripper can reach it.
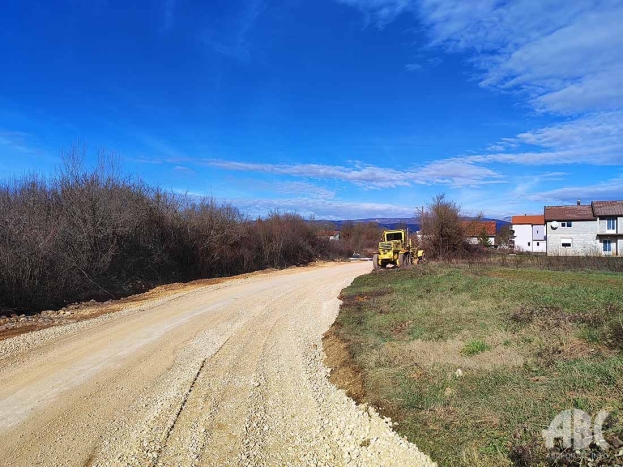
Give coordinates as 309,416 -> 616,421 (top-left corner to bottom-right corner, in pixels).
512,215 -> 544,225
544,205 -> 596,221
592,201 -> 623,217
462,221 -> 496,237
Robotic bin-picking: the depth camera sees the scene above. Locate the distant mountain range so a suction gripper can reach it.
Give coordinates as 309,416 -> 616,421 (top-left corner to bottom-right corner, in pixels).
318,217 -> 510,232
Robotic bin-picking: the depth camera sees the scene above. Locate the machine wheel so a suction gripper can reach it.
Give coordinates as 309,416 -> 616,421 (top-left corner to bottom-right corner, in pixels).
372,254 -> 379,270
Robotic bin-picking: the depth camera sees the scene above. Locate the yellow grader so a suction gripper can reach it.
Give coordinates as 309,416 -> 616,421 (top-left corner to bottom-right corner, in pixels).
372,229 -> 423,270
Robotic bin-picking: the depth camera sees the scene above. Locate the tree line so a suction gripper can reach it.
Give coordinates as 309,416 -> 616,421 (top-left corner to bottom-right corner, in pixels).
3,145 -> 505,312
0,148 -> 376,313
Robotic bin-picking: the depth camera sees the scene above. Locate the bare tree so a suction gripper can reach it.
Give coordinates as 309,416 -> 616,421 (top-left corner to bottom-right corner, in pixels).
420,194 -> 466,259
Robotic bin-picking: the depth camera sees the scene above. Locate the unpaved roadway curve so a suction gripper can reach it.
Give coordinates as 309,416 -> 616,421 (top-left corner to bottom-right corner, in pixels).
0,263 -> 434,467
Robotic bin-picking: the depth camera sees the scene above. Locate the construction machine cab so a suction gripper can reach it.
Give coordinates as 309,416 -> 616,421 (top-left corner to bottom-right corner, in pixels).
384,231 -> 404,242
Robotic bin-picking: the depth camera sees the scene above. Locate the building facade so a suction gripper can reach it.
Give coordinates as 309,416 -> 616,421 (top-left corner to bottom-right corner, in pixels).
593,201 -> 623,256
462,221 -> 497,246
512,215 -> 546,253
544,201 -> 623,256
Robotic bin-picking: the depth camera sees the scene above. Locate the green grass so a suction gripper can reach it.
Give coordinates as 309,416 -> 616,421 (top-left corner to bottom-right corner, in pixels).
462,339 -> 491,356
331,265 -> 623,466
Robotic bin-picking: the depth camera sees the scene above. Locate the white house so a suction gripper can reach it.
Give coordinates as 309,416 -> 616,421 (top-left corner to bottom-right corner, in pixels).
511,215 -> 546,253
544,201 -> 623,256
462,221 -> 497,246
592,201 -> 623,256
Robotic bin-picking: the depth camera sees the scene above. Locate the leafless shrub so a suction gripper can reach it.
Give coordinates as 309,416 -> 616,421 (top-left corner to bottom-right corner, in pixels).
420,194 -> 470,260
339,221 -> 382,256
0,147 -> 335,313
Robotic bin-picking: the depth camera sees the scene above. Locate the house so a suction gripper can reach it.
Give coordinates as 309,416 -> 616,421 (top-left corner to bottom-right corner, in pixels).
592,201 -> 623,256
462,221 -> 497,246
511,215 -> 546,253
544,201 -> 623,256
317,230 -> 341,241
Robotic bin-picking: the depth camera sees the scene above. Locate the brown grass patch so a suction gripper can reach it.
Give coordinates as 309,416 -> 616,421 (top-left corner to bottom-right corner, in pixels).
365,333 -> 524,371
392,320 -> 414,336
339,287 -> 393,304
510,306 -> 572,328
323,327 -> 366,402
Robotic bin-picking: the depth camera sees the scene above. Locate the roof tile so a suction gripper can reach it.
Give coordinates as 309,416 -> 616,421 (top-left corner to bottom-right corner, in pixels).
544,205 -> 596,221
592,201 -> 623,217
512,215 -> 545,225
462,221 -> 497,237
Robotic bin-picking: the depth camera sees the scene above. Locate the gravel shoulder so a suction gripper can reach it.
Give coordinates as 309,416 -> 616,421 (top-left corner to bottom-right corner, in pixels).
0,262 -> 435,467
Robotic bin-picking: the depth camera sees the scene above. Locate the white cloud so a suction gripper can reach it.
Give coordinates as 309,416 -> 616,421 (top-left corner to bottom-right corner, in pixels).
338,0 -> 623,170
458,112 -> 623,165
173,165 -> 196,176
0,128 -> 45,156
204,159 -> 503,188
340,0 -> 623,115
274,181 -> 336,199
528,175 -> 623,203
226,196 -> 417,219
336,0 -> 417,28
0,130 -> 36,154
199,0 -> 266,61
405,63 -> 422,71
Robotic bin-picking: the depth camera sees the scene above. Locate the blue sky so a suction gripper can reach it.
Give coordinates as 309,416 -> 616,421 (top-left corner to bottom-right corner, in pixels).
1,0 -> 623,219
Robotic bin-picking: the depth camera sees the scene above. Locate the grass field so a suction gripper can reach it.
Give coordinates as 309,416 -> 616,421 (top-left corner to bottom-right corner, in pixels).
326,265 -> 623,466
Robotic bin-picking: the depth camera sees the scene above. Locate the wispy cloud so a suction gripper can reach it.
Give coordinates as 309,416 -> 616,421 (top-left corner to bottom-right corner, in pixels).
226,196 -> 417,219
0,130 -> 38,154
336,0 -> 417,28
528,175 -> 623,204
133,133 -> 186,160
204,158 -> 503,188
338,0 -> 623,170
405,63 -> 422,71
451,112 -> 623,166
273,181 -> 336,199
173,165 -> 196,176
199,0 -> 267,61
159,0 -> 175,33
341,0 -> 623,113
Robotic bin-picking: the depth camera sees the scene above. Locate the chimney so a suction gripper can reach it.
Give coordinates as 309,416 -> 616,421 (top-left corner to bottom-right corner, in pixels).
577,199 -> 581,206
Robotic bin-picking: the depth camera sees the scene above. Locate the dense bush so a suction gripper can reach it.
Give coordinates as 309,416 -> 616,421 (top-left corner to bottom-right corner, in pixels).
420,194 -> 472,259
0,148 -> 338,312
338,221 -> 382,256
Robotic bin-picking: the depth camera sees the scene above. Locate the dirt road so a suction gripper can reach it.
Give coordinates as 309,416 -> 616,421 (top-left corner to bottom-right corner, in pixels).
0,263 -> 434,467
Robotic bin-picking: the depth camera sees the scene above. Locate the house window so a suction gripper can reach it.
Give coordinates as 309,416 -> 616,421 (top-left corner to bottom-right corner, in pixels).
528,242 -> 531,246
603,239 -> 612,253
561,239 -> 572,248
537,242 -> 540,246
607,218 -> 617,231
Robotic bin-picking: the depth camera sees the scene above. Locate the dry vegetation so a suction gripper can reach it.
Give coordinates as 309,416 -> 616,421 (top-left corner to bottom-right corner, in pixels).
326,264 -> 623,466
0,145 -> 367,314
461,253 -> 623,273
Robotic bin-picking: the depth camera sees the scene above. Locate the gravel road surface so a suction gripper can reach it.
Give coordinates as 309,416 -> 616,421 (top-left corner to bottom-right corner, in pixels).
0,263 -> 435,467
